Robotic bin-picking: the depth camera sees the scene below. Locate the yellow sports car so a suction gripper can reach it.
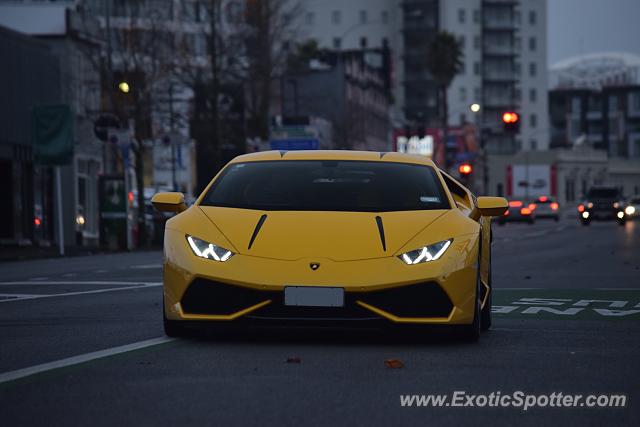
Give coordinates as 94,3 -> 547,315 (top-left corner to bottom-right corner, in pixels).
152,151 -> 507,342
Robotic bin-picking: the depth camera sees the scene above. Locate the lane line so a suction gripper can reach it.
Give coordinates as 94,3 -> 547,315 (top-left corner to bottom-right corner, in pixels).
28,277 -> 48,281
0,281 -> 161,286
0,337 -> 175,384
0,283 -> 161,303
130,263 -> 162,269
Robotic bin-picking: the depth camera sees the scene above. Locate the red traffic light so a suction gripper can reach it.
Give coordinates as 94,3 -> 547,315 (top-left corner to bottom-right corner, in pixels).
502,112 -> 519,124
458,163 -> 473,175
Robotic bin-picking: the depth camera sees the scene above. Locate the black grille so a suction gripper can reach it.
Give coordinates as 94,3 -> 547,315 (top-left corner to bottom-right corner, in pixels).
358,282 -> 453,318
181,279 -> 453,319
181,279 -> 275,315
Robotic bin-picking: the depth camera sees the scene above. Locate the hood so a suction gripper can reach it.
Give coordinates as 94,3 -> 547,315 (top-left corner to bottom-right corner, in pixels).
198,206 -> 447,261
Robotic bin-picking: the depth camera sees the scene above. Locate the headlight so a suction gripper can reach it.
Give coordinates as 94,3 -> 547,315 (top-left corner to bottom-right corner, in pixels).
625,205 -> 636,216
587,202 -> 594,209
399,239 -> 452,265
186,235 -> 234,262
613,202 -> 620,209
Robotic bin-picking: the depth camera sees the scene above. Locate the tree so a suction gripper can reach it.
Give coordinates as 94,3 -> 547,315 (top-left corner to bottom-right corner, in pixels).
243,0 -> 303,141
426,31 -> 464,170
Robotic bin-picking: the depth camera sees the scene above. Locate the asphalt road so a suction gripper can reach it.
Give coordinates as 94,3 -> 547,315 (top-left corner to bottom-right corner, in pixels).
1,216 -> 639,426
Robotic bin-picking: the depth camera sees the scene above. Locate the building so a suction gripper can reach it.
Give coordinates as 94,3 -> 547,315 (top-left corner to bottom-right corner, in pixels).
0,2 -> 103,249
298,0 -> 548,156
279,50 -> 391,151
549,52 -> 640,158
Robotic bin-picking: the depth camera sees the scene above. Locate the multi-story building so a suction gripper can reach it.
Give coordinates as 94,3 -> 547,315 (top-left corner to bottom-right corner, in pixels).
299,0 -> 548,154
0,1 -> 104,249
549,52 -> 640,158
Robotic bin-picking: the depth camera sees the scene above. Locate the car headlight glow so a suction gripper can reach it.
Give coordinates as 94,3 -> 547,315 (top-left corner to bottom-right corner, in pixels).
399,239 -> 452,265
625,205 -> 636,216
186,235 -> 234,262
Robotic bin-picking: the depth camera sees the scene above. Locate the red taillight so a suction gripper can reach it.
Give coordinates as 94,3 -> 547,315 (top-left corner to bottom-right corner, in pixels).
528,203 -> 537,211
34,217 -> 42,226
551,202 -> 559,210
578,204 -> 585,213
538,196 -> 548,202
128,191 -> 134,203
509,201 -> 523,208
520,207 -> 532,215
504,210 -> 510,216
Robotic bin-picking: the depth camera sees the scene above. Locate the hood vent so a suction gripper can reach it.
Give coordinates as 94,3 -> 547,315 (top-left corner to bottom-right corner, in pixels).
375,216 -> 386,251
248,214 -> 268,250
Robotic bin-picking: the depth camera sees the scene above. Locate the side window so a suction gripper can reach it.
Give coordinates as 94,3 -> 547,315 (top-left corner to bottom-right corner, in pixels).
441,172 -> 473,212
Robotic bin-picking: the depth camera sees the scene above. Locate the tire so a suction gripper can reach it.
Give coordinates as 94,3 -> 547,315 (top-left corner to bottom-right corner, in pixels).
554,216 -> 559,222
460,252 -> 482,343
617,218 -> 626,227
163,304 -> 188,337
581,219 -> 590,226
481,256 -> 492,331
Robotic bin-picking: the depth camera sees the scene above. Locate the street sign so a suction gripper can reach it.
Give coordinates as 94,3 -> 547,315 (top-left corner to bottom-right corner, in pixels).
270,139 -> 319,150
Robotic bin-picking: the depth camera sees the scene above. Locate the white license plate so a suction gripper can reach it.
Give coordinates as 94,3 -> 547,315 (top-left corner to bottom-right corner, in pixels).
284,286 -> 344,307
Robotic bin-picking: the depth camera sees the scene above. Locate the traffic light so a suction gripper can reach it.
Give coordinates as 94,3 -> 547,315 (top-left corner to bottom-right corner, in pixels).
502,111 -> 520,133
458,163 -> 473,175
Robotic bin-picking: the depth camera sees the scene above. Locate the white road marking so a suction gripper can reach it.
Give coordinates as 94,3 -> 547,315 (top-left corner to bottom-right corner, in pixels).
0,281 -> 161,303
62,273 -> 77,277
94,269 -> 108,273
0,337 -> 175,384
0,281 -> 160,286
130,263 -> 162,269
0,293 -> 41,298
29,277 -> 48,281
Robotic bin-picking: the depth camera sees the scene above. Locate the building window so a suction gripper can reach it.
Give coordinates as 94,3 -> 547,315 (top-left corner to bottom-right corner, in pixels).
515,62 -> 521,74
458,9 -> 466,23
529,10 -> 537,25
514,36 -> 521,50
458,35 -> 465,49
515,88 -> 522,102
460,113 -> 467,124
305,12 -> 315,25
360,37 -> 368,48
609,95 -> 619,112
473,9 -> 480,23
474,62 -> 480,75
332,10 -> 341,24
359,10 -> 367,24
529,88 -> 537,102
381,10 -> 389,24
529,37 -> 537,51
629,92 -> 640,115
459,87 -> 467,102
333,37 -> 342,49
530,139 -> 538,150
474,87 -> 481,101
474,35 -> 481,49
529,62 -> 537,77
530,114 -> 538,128
515,11 -> 521,25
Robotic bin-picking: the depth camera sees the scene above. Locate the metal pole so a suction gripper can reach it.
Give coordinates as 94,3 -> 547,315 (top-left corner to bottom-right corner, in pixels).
55,166 -> 64,256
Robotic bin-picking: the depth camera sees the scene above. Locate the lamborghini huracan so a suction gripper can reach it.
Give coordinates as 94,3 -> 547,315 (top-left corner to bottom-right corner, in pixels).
152,151 -> 508,342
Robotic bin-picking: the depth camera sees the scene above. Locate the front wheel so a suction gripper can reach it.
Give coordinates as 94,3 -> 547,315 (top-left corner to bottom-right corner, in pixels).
459,275 -> 481,343
581,219 -> 591,226
163,304 -> 188,337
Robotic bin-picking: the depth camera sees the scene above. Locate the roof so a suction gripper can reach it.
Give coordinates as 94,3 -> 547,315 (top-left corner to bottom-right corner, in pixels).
230,150 -> 437,166
550,52 -> 640,90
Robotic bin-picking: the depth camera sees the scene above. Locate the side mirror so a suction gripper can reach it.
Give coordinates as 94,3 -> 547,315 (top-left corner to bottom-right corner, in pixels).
151,192 -> 187,213
473,196 -> 508,218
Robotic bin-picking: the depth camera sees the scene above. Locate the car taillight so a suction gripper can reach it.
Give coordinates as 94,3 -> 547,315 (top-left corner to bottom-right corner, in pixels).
521,207 -> 532,215
538,196 -> 548,202
509,201 -> 523,208
528,203 -> 537,211
578,204 -> 585,213
551,202 -> 559,210
504,210 -> 510,216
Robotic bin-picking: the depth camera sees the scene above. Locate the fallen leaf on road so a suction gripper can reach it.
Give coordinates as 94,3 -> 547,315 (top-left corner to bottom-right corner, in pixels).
384,359 -> 404,369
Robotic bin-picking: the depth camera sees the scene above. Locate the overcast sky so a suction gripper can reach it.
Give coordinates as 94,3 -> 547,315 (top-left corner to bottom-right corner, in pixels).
547,0 -> 640,65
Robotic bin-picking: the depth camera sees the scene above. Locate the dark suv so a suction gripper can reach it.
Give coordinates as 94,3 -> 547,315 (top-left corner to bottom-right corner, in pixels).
578,187 -> 626,226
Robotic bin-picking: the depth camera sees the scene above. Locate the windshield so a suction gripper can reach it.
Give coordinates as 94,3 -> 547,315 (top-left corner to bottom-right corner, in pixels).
200,160 -> 450,212
587,188 -> 620,199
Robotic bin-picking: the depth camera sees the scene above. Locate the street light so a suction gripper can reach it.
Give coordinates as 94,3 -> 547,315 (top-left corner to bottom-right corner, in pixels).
470,103 -> 481,113
118,81 -> 130,93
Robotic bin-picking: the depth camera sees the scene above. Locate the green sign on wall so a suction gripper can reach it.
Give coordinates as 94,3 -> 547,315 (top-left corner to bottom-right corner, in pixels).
32,105 -> 73,165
